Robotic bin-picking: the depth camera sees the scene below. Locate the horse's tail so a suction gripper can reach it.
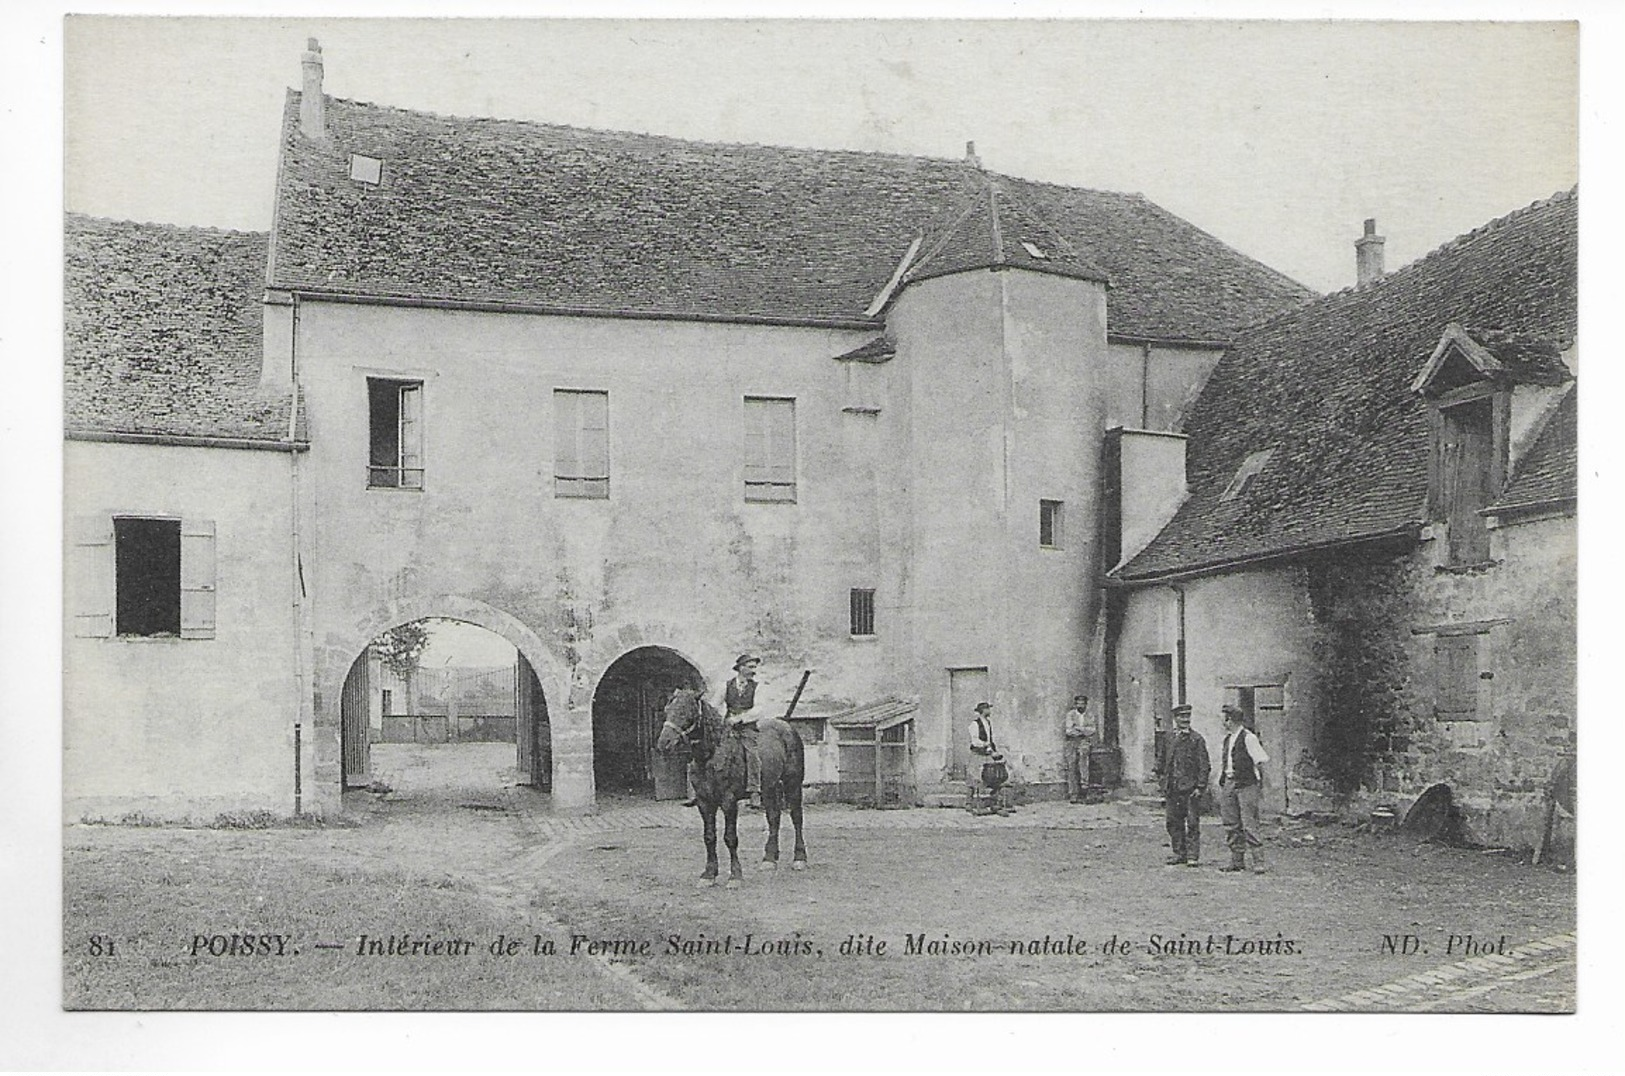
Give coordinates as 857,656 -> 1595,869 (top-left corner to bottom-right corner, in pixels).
758,717 -> 805,787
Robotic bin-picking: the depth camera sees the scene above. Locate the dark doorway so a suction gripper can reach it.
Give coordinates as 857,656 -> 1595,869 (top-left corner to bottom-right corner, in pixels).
592,647 -> 705,799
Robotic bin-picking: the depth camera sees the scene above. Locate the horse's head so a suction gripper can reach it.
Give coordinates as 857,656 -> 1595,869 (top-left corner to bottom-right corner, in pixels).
657,687 -> 704,756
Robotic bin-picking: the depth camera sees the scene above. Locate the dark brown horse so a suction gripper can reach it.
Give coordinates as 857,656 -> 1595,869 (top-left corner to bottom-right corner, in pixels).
656,686 -> 807,887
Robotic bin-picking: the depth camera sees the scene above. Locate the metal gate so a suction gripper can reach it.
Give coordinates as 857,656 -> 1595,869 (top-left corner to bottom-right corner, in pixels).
340,653 -> 370,788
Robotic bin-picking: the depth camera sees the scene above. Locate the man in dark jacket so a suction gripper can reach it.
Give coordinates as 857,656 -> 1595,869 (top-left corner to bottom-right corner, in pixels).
1157,704 -> 1210,866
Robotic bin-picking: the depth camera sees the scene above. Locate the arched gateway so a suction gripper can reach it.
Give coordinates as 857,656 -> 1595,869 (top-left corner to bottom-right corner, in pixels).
591,646 -> 706,800
320,596 -> 573,808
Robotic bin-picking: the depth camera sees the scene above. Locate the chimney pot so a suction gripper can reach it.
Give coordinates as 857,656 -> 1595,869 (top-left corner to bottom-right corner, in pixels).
965,140 -> 982,168
300,38 -> 326,140
1355,217 -> 1385,288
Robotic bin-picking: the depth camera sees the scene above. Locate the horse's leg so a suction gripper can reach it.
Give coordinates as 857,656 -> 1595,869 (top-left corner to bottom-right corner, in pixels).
699,803 -> 719,887
723,801 -> 743,888
789,783 -> 808,870
760,782 -> 781,870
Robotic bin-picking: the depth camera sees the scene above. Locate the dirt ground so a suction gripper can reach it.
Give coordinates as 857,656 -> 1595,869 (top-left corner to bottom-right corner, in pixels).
63,743 -> 1575,1012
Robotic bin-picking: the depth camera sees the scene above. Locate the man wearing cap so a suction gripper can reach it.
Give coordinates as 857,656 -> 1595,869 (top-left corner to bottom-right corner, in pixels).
716,653 -> 766,809
1157,704 -> 1210,866
1218,704 -> 1270,874
1062,694 -> 1097,804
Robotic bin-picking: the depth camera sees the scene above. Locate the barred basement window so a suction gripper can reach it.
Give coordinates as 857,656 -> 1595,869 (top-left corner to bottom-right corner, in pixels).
368,379 -> 424,489
554,389 -> 610,499
1039,499 -> 1063,549
850,588 -> 876,636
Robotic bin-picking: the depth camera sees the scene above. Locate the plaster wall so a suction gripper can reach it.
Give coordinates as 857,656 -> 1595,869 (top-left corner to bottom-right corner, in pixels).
1116,431 -> 1188,565
291,300 -> 891,809
887,269 -> 1110,790
1103,342 -> 1224,433
63,440 -> 303,820
1114,566 -> 1315,811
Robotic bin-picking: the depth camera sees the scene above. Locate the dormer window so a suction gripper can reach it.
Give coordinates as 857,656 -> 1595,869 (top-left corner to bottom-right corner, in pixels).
349,154 -> 383,185
1220,449 -> 1274,502
1414,325 -> 1514,565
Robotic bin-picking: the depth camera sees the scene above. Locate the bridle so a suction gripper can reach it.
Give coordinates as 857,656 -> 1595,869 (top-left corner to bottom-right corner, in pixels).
661,693 -> 711,760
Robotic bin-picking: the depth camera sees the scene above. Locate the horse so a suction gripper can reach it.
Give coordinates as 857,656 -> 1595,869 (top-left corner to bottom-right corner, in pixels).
656,686 -> 807,887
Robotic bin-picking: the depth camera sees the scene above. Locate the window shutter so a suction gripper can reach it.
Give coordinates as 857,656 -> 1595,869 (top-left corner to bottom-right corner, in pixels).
554,391 -> 579,478
180,518 -> 217,639
398,383 -> 423,487
72,514 -> 114,638
768,399 -> 796,486
743,400 -> 770,485
1434,634 -> 1479,719
580,391 -> 609,480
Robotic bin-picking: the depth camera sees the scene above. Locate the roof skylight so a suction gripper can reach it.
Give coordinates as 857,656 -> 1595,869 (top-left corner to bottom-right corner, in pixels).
349,154 -> 383,185
1220,448 -> 1275,502
1019,240 -> 1049,260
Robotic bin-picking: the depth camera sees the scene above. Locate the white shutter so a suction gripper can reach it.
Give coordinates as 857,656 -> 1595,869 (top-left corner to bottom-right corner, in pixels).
769,399 -> 797,487
71,514 -> 114,638
398,383 -> 423,488
553,390 -> 579,479
180,518 -> 217,639
581,391 -> 609,480
743,399 -> 770,485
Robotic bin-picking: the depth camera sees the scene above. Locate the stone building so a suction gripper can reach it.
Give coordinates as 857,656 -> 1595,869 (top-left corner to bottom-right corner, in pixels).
64,42 -> 1311,818
1108,191 -> 1578,849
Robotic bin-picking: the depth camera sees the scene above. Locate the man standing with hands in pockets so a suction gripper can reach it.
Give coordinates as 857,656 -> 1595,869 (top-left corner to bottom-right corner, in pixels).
1158,703 -> 1209,866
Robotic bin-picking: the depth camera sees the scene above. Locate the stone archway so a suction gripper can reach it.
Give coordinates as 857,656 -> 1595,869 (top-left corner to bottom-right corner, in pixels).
591,646 -> 706,799
316,595 -> 583,810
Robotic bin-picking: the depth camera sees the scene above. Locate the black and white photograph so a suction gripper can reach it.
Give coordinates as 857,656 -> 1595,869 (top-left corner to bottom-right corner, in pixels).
6,5 -> 1621,1068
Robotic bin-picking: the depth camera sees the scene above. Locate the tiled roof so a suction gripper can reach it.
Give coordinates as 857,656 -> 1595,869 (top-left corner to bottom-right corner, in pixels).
1115,189 -> 1577,582
64,215 -> 302,446
901,172 -> 1110,287
1491,386 -> 1577,514
269,93 -> 1312,341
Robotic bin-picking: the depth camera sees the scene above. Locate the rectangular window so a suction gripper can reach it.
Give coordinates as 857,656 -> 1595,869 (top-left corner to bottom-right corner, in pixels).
381,689 -> 393,717
1039,499 -> 1063,548
850,588 -> 876,636
1434,632 -> 1487,721
554,389 -> 610,499
368,379 -> 424,489
744,396 -> 797,502
115,517 -> 181,636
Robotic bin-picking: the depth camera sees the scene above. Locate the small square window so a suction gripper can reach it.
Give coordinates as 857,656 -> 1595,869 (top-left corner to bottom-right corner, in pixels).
1039,499 -> 1063,549
350,154 -> 383,184
850,588 -> 876,636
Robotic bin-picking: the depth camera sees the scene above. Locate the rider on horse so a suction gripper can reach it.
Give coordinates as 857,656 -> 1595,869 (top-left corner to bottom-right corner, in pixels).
718,653 -> 766,808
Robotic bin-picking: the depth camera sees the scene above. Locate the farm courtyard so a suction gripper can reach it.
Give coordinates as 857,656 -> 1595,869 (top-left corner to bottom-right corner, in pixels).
63,744 -> 1575,1012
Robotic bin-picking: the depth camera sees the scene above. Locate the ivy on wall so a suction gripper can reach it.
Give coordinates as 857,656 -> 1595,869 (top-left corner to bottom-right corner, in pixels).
1305,553 -> 1417,794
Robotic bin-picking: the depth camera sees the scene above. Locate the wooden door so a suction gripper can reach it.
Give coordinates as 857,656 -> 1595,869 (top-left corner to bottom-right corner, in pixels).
947,667 -> 988,780
1146,654 -> 1173,783
1442,398 -> 1493,564
515,654 -> 551,792
341,654 -> 370,789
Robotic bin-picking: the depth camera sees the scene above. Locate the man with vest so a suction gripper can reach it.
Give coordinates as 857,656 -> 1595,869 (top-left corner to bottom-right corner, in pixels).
967,702 -> 1009,815
716,653 -> 766,809
1062,694 -> 1097,804
1218,704 -> 1270,874
1157,703 -> 1210,866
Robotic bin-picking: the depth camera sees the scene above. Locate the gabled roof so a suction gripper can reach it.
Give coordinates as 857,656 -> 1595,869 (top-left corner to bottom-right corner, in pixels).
1115,188 -> 1577,583
1490,386 -> 1577,516
1411,323 -> 1571,395
64,215 -> 302,447
269,93 -> 1312,341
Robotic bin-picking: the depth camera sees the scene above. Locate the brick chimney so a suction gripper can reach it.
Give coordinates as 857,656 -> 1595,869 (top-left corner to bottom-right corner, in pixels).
1356,217 -> 1385,288
300,38 -> 326,140
964,140 -> 982,169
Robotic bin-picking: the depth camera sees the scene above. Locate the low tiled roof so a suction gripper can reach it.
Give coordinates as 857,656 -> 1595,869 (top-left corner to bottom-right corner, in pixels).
269,93 -> 1312,341
832,336 -> 896,363
1491,387 -> 1577,514
64,215 -> 301,446
1116,189 -> 1577,582
901,172 -> 1110,287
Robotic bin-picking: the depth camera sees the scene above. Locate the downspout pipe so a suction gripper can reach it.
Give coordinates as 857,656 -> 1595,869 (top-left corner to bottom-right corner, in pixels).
1173,584 -> 1187,706
289,295 -> 308,814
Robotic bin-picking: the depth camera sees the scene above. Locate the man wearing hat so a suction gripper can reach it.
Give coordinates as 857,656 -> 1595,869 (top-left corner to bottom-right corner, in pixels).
716,653 -> 766,808
1157,703 -> 1210,866
1218,704 -> 1271,873
966,702 -> 1010,815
